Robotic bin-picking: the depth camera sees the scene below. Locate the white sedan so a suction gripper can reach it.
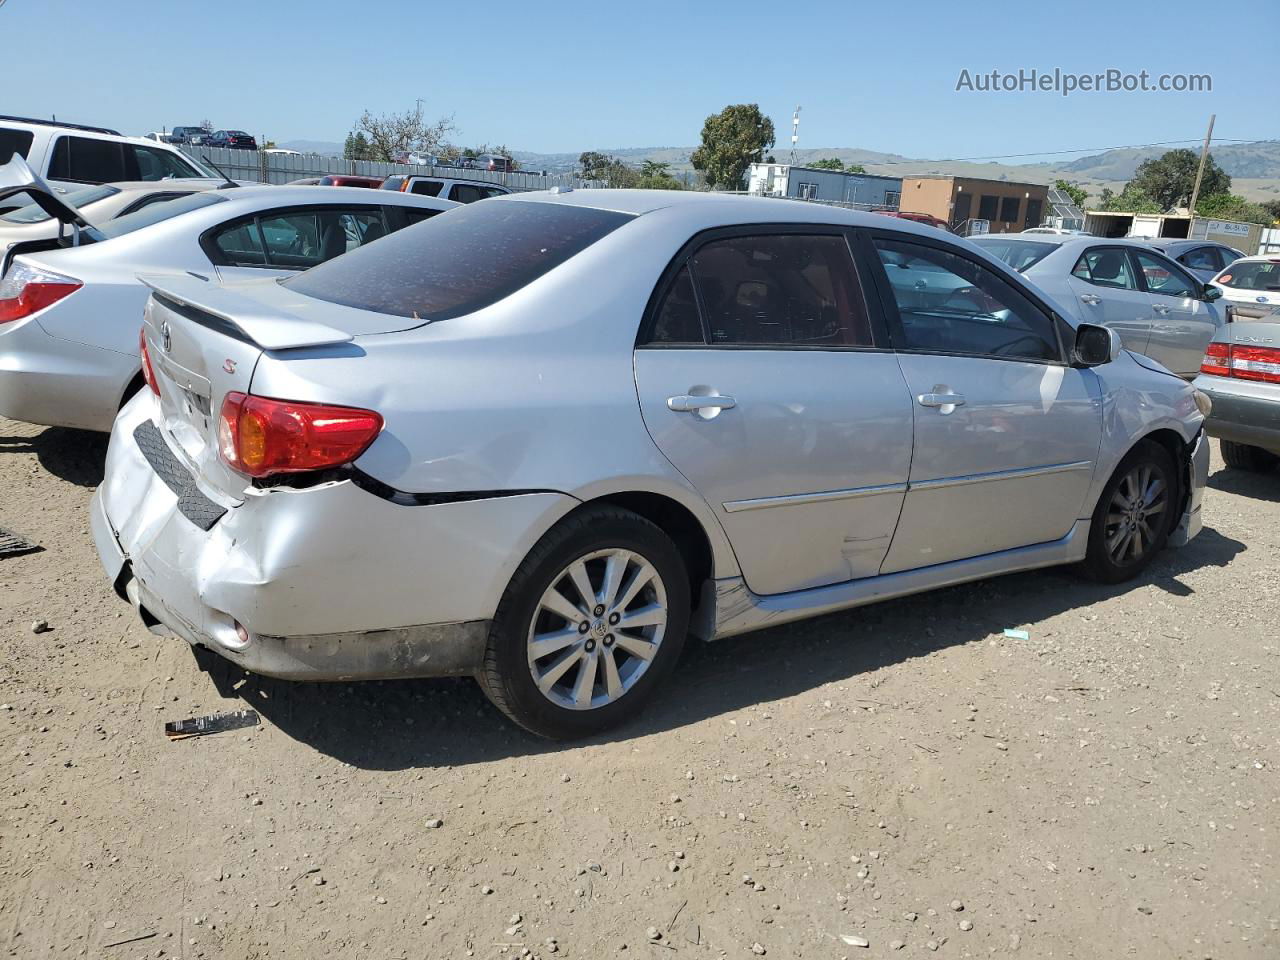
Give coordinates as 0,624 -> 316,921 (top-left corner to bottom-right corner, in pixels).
0,158 -> 457,431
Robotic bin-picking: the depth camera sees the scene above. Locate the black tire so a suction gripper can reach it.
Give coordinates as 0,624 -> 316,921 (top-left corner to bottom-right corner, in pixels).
1080,440 -> 1179,584
477,506 -> 690,740
1220,439 -> 1279,472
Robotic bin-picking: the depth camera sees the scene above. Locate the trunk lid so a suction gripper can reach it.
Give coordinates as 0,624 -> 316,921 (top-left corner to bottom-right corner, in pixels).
139,274 -> 357,500
0,155 -> 105,241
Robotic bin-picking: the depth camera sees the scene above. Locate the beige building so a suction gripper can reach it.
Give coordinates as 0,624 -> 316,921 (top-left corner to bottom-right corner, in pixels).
899,176 -> 1050,234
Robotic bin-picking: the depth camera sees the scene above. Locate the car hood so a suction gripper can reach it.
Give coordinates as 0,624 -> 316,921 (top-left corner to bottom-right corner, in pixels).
0,156 -> 104,238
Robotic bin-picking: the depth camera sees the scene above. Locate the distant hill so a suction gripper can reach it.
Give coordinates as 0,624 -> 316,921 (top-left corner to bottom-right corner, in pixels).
1059,140 -> 1280,180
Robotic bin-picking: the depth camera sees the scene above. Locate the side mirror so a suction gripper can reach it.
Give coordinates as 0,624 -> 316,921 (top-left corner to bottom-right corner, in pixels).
1073,323 -> 1122,367
1202,283 -> 1224,302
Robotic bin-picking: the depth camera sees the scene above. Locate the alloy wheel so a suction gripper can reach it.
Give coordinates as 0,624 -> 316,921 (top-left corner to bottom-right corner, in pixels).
1104,463 -> 1168,564
526,548 -> 669,711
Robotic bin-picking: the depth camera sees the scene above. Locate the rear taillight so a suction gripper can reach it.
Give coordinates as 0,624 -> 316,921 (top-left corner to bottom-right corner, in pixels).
1200,342 -> 1230,377
139,327 -> 160,396
1199,342 -> 1280,384
1230,345 -> 1280,384
217,392 -> 383,479
0,262 -> 81,325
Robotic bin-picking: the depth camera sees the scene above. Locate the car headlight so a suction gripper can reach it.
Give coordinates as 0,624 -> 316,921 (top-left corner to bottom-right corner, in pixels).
1193,389 -> 1213,418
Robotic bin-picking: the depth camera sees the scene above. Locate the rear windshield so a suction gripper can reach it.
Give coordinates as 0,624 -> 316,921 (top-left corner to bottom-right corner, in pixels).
284,200 -> 635,320
970,237 -> 1058,272
97,191 -> 227,238
1217,260 -> 1280,291
1,184 -> 120,224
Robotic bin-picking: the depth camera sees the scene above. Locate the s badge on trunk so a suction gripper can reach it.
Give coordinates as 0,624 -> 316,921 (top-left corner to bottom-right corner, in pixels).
223,358 -> 237,374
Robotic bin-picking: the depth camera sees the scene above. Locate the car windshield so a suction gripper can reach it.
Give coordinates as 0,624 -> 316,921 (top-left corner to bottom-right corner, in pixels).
96,191 -> 227,238
1,184 -> 120,224
970,237 -> 1058,272
284,200 -> 635,320
1217,260 -> 1280,291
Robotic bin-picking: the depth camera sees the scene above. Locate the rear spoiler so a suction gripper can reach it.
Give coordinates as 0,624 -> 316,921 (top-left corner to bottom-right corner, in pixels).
137,274 -> 353,351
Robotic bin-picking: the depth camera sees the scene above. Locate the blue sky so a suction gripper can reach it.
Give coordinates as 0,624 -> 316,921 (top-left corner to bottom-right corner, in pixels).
0,0 -> 1272,158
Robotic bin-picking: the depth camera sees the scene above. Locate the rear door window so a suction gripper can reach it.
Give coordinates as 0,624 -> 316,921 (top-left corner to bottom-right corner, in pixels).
48,136 -> 130,183
1072,248 -> 1138,289
647,266 -> 704,345
284,200 -> 633,320
0,127 -> 35,164
409,179 -> 443,197
212,219 -> 267,265
449,184 -> 486,204
260,211 -> 322,268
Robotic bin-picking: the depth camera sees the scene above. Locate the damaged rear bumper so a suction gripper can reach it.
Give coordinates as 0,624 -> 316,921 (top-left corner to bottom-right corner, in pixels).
91,395 -> 576,681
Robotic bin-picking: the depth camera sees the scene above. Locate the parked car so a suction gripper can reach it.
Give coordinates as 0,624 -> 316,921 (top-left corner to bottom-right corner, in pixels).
970,234 -> 1226,378
317,174 -> 384,188
1193,319 -> 1280,472
206,131 -> 257,150
286,177 -> 322,185
170,126 -> 209,146
380,174 -> 511,204
1,179 -> 229,266
263,148 -> 302,157
0,116 -> 216,212
0,156 -> 457,432
1137,238 -> 1247,284
1021,227 -> 1090,236
874,209 -> 948,230
88,191 -> 1209,739
1207,254 -> 1280,322
475,154 -> 513,173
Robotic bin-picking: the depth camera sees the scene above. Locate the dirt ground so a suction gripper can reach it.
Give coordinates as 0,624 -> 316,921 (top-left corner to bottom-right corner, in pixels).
1,416 -> 1277,960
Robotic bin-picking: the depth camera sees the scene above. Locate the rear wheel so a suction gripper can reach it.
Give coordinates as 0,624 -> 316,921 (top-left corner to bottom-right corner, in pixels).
1080,440 -> 1178,583
1220,439 -> 1279,472
477,506 -> 690,739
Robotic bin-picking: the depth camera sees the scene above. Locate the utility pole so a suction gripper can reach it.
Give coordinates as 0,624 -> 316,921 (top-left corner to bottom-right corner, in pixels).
1187,114 -> 1215,217
790,106 -> 801,165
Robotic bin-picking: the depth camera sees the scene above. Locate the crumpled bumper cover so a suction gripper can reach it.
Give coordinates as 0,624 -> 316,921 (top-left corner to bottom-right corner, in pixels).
1169,429 -> 1209,548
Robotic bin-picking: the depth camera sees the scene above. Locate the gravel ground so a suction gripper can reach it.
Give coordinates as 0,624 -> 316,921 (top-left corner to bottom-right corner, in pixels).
1,417 -> 1277,959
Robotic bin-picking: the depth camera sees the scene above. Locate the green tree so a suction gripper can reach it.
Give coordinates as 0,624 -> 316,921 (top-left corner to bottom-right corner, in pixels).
811,157 -> 844,171
354,104 -> 455,163
636,160 -> 684,190
1053,178 -> 1088,209
578,151 -> 641,187
1129,148 -> 1230,211
1259,199 -> 1280,222
1098,183 -> 1160,213
1195,193 -> 1273,225
343,132 -> 372,161
691,103 -> 776,190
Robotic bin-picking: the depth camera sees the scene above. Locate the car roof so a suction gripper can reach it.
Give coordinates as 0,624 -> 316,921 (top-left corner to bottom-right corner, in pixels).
93,179 -> 227,194
197,184 -> 458,212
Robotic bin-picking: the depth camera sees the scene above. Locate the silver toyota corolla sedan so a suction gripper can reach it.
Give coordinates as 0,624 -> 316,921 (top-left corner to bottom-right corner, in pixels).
91,191 -> 1211,738
0,158 -> 457,432
970,234 -> 1227,378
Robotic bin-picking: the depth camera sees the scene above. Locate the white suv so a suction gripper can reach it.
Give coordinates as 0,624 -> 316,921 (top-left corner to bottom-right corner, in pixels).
0,115 -> 214,211
380,174 -> 512,204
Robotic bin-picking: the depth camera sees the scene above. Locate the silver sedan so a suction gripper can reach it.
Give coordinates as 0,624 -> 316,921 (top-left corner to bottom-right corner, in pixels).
92,191 -> 1210,738
970,234 -> 1227,377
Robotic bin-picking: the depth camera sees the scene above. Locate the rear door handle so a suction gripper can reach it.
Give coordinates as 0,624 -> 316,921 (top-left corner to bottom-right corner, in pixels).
1080,294 -> 1102,305
667,394 -> 737,413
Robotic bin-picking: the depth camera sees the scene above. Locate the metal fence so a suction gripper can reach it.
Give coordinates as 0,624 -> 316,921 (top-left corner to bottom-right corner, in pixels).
178,145 -> 600,191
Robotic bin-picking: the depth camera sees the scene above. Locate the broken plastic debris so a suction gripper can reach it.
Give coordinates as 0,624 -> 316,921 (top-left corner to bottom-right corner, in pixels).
0,527 -> 40,558
1003,628 -> 1030,640
165,709 -> 260,740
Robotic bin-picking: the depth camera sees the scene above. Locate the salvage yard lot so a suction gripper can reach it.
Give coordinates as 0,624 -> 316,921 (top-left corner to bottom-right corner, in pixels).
1,416 -> 1276,959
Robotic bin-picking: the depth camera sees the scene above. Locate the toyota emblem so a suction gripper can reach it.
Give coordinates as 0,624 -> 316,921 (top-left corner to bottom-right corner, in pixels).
160,320 -> 172,353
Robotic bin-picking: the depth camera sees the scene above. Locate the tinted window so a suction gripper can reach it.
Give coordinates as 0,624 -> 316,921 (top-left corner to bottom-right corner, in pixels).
874,236 -> 1060,362
212,219 -> 266,265
1072,248 -> 1137,290
400,207 -> 441,226
410,179 -> 444,197
969,237 -> 1057,272
261,212 -> 321,267
284,200 -> 633,320
689,234 -> 872,347
977,195 -> 999,221
998,196 -> 1021,223
49,136 -> 129,183
1,184 -> 119,223
98,191 -> 228,238
449,184 -> 485,204
1134,250 -> 1196,298
1178,247 -> 1219,271
0,127 -> 34,164
133,145 -> 201,181
648,266 -> 703,345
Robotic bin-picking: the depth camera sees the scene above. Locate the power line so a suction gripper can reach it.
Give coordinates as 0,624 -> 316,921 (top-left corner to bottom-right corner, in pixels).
858,136 -> 1276,167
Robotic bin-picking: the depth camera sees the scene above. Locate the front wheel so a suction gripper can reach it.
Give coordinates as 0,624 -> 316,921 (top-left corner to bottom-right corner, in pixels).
1080,440 -> 1178,584
477,506 -> 690,739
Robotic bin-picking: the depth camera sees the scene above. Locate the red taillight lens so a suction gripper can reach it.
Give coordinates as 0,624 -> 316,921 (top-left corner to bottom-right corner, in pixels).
0,262 -> 81,325
217,392 -> 383,479
1200,342 -> 1230,377
1230,345 -> 1280,384
139,328 -> 161,396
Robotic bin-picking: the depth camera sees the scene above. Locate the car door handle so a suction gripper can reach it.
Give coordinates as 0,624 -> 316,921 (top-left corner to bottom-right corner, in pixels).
1080,294 -> 1102,305
918,392 -> 966,409
667,394 -> 737,413
1153,304 -> 1171,314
